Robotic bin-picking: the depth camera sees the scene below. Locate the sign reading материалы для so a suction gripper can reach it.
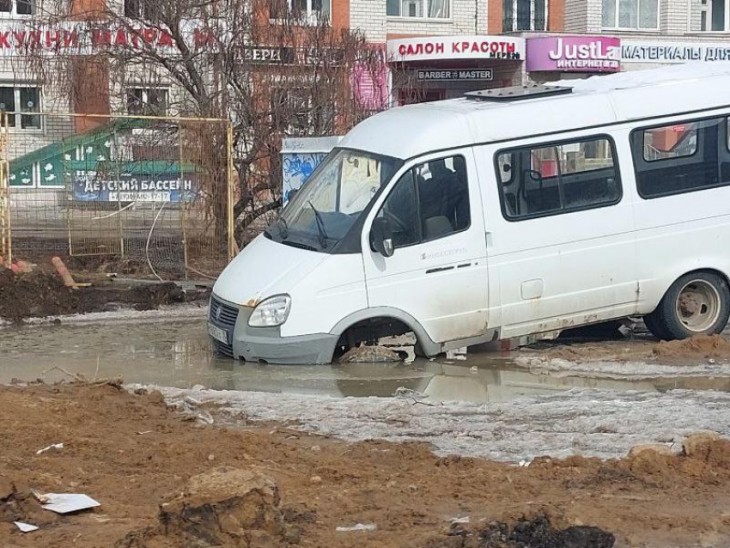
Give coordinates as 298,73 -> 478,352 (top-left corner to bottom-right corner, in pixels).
73,173 -> 198,203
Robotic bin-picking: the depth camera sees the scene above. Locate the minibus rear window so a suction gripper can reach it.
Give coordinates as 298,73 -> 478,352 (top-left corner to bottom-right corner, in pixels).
631,116 -> 730,199
495,135 -> 621,221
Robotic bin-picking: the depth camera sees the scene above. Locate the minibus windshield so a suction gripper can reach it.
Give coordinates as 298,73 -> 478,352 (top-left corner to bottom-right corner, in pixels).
266,148 -> 402,252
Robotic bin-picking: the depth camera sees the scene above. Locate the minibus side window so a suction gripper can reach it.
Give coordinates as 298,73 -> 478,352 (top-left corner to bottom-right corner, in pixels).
375,155 -> 471,250
495,136 -> 620,221
631,117 -> 728,199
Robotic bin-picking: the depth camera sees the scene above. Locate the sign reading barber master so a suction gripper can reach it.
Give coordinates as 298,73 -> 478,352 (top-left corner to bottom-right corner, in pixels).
73,173 -> 198,203
416,69 -> 493,82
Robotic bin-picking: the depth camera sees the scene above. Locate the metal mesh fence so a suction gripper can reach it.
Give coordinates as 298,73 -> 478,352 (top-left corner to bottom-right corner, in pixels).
0,113 -> 233,280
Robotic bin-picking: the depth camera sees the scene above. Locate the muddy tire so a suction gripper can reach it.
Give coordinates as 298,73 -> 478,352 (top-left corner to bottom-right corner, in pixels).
642,312 -> 671,341
648,272 -> 730,340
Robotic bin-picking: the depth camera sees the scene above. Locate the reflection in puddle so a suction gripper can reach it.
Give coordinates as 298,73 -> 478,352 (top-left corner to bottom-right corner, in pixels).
0,318 -> 726,402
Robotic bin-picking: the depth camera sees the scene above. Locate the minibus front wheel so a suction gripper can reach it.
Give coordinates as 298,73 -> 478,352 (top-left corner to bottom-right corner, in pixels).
644,271 -> 730,341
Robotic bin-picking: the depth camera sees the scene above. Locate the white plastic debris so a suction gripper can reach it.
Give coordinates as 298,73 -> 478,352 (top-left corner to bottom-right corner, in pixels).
446,347 -> 468,361
450,516 -> 470,524
14,521 -> 39,533
336,523 -> 377,532
38,493 -> 101,514
197,411 -> 214,425
36,443 -> 64,455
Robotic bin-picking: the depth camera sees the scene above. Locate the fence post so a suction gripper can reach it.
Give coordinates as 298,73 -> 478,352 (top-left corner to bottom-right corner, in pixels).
0,111 -> 11,264
226,121 -> 236,261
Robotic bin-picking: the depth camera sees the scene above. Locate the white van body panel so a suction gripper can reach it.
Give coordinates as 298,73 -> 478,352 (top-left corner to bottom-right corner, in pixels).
212,235 -> 328,307
212,235 -> 367,338
280,253 -> 367,338
360,149 -> 490,344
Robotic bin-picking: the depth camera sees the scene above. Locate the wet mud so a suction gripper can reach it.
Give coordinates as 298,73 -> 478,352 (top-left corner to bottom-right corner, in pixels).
1,382 -> 730,547
0,269 -> 209,322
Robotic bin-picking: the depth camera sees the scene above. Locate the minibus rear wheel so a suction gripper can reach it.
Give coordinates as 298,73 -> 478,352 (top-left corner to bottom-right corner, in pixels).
649,272 -> 730,340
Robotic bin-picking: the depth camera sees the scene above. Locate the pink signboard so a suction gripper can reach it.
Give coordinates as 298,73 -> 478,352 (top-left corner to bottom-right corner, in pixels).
526,36 -> 621,73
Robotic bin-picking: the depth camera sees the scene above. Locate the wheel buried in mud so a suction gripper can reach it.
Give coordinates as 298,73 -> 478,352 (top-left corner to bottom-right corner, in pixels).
645,272 -> 730,341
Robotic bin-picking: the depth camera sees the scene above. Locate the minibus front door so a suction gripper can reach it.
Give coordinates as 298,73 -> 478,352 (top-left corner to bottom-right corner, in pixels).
361,151 -> 490,346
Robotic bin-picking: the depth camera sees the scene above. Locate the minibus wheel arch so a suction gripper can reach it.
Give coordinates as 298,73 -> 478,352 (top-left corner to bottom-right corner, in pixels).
332,308 -> 440,358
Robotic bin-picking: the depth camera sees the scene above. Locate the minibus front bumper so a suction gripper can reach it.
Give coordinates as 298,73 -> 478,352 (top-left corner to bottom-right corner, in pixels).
208,295 -> 338,364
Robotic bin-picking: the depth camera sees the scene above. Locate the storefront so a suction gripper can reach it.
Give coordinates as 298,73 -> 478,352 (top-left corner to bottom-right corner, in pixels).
386,35 -> 525,104
525,35 -> 622,84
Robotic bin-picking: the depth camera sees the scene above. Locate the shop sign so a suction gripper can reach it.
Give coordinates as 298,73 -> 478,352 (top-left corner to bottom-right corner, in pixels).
73,173 -> 198,203
416,69 -> 493,81
387,35 -> 525,63
526,36 -> 621,72
622,39 -> 730,63
0,20 -> 221,55
242,46 -> 294,64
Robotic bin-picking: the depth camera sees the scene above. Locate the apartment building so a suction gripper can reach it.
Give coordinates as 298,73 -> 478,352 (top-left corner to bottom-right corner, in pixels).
525,0 -> 730,83
355,0 -> 565,103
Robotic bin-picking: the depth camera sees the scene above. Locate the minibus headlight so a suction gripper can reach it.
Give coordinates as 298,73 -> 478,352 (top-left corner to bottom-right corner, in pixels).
248,295 -> 291,327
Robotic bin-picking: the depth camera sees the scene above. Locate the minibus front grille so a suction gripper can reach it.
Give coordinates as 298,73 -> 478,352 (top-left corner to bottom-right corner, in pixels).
209,297 -> 239,328
212,339 -> 234,358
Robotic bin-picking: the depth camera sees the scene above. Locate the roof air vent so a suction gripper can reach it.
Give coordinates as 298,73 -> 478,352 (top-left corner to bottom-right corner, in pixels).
465,84 -> 573,102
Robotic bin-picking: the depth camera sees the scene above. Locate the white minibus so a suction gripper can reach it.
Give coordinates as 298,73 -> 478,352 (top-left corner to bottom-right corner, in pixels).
209,63 -> 730,364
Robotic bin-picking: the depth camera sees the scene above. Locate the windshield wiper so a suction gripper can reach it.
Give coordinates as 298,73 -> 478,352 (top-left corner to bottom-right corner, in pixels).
276,216 -> 289,240
308,201 -> 329,249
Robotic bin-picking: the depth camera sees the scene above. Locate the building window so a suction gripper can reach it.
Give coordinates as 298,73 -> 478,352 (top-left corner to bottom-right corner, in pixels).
0,0 -> 34,16
124,0 -> 159,20
602,0 -> 659,29
631,117 -> 729,199
0,86 -> 40,129
503,0 -> 548,32
496,136 -> 621,220
386,0 -> 450,19
700,0 -> 730,31
270,0 -> 331,22
126,88 -> 168,116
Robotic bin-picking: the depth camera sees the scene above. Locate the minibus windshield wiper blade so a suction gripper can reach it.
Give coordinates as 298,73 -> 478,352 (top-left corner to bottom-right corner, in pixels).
276,216 -> 289,240
308,201 -> 329,249
280,240 -> 318,251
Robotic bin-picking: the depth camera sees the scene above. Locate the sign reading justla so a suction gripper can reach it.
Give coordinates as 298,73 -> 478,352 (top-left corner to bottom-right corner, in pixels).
416,69 -> 494,82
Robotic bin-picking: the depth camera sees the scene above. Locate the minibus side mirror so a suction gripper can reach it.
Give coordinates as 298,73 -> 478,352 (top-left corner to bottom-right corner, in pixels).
370,217 -> 394,258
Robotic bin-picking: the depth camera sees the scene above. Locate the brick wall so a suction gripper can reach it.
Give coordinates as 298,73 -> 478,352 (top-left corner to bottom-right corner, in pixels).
487,0 -> 502,34
548,0 -> 565,31
332,0 -> 350,31
351,0 -> 488,43
563,0 -> 588,32
661,0 -> 689,33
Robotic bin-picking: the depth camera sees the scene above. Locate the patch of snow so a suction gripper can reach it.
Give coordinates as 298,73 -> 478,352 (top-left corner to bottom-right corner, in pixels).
548,61 -> 730,93
145,385 -> 730,464
516,356 -> 730,380
1,304 -> 208,329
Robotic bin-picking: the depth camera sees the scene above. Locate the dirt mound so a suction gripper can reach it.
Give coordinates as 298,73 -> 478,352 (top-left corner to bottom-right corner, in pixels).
2,383 -> 730,547
427,514 -> 615,548
653,335 -> 730,360
117,467 -> 297,547
0,268 -> 207,322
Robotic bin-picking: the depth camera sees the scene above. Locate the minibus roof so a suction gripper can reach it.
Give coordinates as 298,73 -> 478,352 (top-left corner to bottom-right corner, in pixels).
338,62 -> 730,160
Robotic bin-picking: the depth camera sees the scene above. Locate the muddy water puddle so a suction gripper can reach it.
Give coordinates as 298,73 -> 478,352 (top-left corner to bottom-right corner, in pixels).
1,317 -> 729,402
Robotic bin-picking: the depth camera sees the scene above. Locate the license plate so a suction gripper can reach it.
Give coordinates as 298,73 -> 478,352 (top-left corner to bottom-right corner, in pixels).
208,323 -> 228,344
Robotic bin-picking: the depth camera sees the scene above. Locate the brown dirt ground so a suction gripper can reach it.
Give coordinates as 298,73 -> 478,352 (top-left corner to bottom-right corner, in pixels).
1,383 -> 730,547
519,334 -> 730,366
0,268 -> 210,323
